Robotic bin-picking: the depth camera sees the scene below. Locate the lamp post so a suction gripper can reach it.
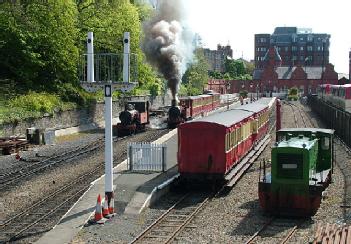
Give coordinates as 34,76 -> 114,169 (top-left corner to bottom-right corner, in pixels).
256,84 -> 259,100
322,38 -> 327,87
250,83 -> 253,102
226,81 -> 231,109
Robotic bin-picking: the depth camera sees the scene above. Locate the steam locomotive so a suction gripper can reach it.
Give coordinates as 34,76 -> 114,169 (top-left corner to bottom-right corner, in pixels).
115,100 -> 150,136
167,92 -> 220,128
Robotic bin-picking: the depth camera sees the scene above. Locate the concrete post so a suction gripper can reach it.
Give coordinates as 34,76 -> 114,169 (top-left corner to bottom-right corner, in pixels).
276,99 -> 281,131
104,83 -> 113,207
123,32 -> 130,83
87,32 -> 94,82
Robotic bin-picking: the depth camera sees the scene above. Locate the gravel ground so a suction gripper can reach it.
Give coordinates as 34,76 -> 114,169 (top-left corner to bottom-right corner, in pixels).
74,101 -> 350,244
0,127 -> 170,236
0,131 -> 104,174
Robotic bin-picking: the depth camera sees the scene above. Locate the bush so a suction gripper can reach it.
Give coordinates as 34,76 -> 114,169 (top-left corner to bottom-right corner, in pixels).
288,95 -> 298,101
54,83 -> 95,107
9,92 -> 62,113
0,105 -> 42,124
288,87 -> 298,96
239,90 -> 248,98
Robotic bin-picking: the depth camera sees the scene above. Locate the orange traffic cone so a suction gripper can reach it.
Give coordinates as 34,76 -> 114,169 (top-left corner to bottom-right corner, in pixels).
94,194 -> 103,222
109,193 -> 115,215
102,195 -> 110,218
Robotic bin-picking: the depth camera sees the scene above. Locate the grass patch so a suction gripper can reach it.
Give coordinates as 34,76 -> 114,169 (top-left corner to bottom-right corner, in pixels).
0,80 -> 101,124
0,92 -> 78,124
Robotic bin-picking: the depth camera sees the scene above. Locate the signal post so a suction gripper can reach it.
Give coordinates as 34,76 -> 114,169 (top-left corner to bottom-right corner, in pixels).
81,32 -> 136,215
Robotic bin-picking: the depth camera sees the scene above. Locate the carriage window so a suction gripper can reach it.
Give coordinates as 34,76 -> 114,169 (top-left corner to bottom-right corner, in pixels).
321,137 -> 330,150
225,134 -> 228,151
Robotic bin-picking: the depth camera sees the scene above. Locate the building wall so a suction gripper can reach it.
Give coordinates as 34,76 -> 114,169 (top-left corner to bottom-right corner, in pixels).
349,50 -> 351,81
253,63 -> 338,95
203,45 -> 233,72
0,94 -> 173,137
207,79 -> 253,94
255,27 -> 330,68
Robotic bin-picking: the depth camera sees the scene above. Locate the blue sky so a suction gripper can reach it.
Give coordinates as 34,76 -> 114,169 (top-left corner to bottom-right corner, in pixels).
185,0 -> 350,74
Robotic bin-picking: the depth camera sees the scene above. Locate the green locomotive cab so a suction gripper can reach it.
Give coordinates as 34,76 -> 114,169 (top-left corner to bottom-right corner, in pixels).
259,128 -> 334,216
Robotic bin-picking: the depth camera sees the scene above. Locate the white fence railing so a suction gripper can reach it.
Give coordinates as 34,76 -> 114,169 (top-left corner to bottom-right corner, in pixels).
127,142 -> 167,172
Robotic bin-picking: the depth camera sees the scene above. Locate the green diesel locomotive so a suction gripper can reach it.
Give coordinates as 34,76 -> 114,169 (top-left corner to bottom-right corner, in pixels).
259,128 -> 334,216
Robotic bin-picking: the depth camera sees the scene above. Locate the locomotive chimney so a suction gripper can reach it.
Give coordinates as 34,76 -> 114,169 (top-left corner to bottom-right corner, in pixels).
171,99 -> 177,107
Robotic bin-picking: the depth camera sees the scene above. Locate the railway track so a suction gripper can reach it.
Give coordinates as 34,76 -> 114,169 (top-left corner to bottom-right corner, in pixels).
0,140 -> 102,191
131,133 -> 271,244
0,128 -> 170,243
245,217 -> 304,244
286,101 -> 309,128
0,133 -> 136,192
0,165 -> 102,243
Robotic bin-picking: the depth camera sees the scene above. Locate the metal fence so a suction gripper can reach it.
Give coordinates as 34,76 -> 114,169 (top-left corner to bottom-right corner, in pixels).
308,95 -> 351,147
127,142 -> 167,172
78,53 -> 138,83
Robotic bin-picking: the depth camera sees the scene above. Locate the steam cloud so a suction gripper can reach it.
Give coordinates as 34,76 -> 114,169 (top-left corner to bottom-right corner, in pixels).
142,0 -> 193,99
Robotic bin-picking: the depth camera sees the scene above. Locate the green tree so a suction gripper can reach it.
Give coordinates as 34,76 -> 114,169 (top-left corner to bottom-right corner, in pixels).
134,1 -> 154,22
182,49 -> 209,95
208,70 -> 223,79
77,0 -> 157,93
224,59 -> 246,79
0,0 -> 79,87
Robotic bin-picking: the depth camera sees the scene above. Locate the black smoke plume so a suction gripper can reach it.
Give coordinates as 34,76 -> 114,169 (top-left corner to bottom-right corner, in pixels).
142,0 -> 192,99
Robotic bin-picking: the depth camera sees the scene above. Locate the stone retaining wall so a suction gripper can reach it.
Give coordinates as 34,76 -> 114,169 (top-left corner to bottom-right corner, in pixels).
0,94 -> 172,137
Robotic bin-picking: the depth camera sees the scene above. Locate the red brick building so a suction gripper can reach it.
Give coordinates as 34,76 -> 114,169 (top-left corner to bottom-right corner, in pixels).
253,46 -> 338,95
207,79 -> 256,94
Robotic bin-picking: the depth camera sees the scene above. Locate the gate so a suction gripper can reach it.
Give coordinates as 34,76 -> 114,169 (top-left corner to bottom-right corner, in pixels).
127,142 -> 167,172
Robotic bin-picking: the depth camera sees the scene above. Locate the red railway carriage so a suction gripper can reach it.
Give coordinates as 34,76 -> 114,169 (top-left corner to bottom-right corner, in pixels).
178,103 -> 267,182
199,94 -> 213,113
181,93 -> 220,119
233,103 -> 269,144
178,110 -> 253,180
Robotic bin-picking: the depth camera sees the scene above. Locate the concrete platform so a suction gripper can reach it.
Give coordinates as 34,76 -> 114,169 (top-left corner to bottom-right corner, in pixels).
36,129 -> 178,244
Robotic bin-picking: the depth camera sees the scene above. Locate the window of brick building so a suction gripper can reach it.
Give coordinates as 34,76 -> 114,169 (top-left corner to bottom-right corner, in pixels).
307,46 -> 313,51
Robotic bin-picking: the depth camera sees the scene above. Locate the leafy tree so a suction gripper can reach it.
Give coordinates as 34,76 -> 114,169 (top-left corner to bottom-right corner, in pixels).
222,73 -> 231,80
224,59 -> 246,79
77,0 -> 157,93
243,60 -> 255,76
288,86 -> 298,101
181,49 -> 209,95
0,0 -> 162,107
208,70 -> 223,79
289,87 -> 298,96
0,1 -> 79,87
134,1 -> 154,22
